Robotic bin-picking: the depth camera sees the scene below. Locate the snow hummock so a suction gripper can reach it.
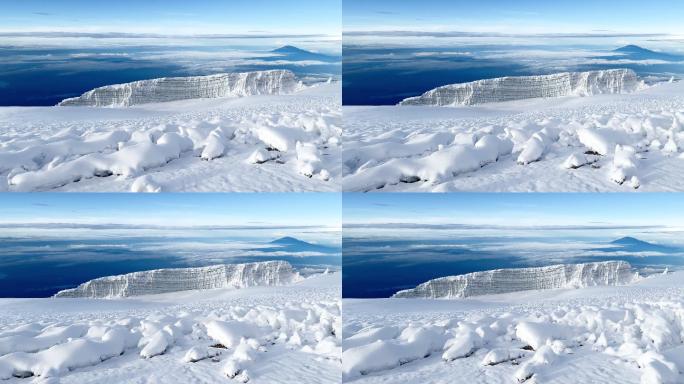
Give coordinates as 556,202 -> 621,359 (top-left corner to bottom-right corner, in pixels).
343,270 -> 684,383
0,81 -> 340,192
392,261 -> 637,299
58,70 -> 300,107
343,80 -> 684,192
54,261 -> 301,298
0,272 -> 341,383
399,69 -> 643,106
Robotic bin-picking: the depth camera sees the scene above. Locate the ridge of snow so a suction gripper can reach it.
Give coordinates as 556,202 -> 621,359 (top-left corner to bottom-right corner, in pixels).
392,261 -> 636,299
54,261 -> 301,298
399,69 -> 644,106
58,70 -> 302,107
343,271 -> 684,383
1,82 -> 340,192
343,81 -> 684,192
0,274 -> 341,382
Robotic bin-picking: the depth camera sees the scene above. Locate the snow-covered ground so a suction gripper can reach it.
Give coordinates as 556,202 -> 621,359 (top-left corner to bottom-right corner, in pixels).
0,82 -> 340,192
0,272 -> 341,383
343,271 -> 684,384
343,81 -> 684,192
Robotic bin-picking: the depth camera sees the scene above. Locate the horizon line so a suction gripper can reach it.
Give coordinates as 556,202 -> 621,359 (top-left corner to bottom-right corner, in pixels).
344,223 -> 666,230
0,31 -> 339,39
343,30 -> 671,39
0,222 -> 340,231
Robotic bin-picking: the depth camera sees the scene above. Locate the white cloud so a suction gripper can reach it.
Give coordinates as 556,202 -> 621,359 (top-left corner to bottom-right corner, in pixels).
68,52 -> 130,58
412,51 -> 472,57
136,50 -> 278,61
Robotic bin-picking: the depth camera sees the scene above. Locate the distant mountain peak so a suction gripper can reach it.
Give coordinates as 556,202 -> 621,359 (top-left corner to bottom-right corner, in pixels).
272,45 -> 310,54
608,236 -> 675,252
267,236 -> 338,253
616,44 -> 649,51
614,44 -> 651,52
611,236 -> 648,245
269,45 -> 337,61
271,236 -> 310,245
611,45 -> 679,60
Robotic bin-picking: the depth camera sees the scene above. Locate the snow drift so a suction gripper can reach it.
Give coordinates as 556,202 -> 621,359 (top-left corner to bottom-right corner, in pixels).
1,82 -> 340,192
54,261 -> 300,298
343,271 -> 684,383
399,69 -> 643,106
392,261 -> 636,299
58,70 -> 300,107
0,273 -> 341,382
343,80 -> 684,192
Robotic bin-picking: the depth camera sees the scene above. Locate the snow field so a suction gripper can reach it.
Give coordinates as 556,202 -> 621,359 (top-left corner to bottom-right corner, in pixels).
343,82 -> 684,192
0,83 -> 340,192
343,273 -> 684,383
0,274 -> 341,383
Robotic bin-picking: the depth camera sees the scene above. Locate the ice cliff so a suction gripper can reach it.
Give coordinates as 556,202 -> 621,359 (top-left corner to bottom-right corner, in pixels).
58,70 -> 300,107
54,260 -> 300,298
399,69 -> 643,106
392,261 -> 636,299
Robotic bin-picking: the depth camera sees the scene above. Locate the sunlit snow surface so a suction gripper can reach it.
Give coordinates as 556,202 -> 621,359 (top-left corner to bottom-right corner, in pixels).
0,273 -> 341,383
342,271 -> 684,384
0,82 -> 340,192
343,81 -> 684,192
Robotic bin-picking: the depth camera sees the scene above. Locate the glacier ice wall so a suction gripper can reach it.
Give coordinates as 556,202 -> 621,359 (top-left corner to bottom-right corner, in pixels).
58,70 -> 299,107
399,69 -> 643,106
392,261 -> 636,299
54,260 -> 300,298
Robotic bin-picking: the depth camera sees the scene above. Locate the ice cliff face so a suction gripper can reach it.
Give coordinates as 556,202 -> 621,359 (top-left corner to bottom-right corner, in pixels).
399,69 -> 643,106
58,70 -> 300,107
392,261 -> 636,299
54,260 -> 300,298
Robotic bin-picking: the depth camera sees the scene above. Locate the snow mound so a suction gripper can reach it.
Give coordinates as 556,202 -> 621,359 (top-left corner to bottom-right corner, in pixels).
344,81 -> 684,191
343,271 -> 684,383
54,261 -> 301,298
0,326 -> 136,379
399,69 -> 643,106
342,325 -> 447,380
58,70 -> 300,107
0,276 -> 341,382
392,261 -> 636,299
1,82 -> 341,192
343,133 -> 513,190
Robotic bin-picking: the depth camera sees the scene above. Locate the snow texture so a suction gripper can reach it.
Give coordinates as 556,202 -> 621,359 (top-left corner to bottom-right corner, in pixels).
0,272 -> 341,383
343,80 -> 684,192
392,261 -> 637,299
0,82 -> 340,192
55,261 -> 301,298
343,270 -> 684,384
399,69 -> 643,106
58,70 -> 299,107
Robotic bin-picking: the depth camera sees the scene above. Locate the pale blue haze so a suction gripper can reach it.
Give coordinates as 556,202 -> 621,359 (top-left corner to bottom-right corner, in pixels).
0,193 -> 341,227
344,0 -> 684,34
2,0 -> 340,35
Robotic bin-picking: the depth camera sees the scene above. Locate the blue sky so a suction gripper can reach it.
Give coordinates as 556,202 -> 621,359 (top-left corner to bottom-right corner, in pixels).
344,193 -> 684,227
0,0 -> 340,36
0,193 -> 341,227
344,0 -> 684,35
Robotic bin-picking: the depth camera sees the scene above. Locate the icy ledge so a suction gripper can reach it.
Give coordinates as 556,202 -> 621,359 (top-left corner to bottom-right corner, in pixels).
58,69 -> 300,107
399,69 -> 644,106
54,260 -> 301,298
392,261 -> 637,299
